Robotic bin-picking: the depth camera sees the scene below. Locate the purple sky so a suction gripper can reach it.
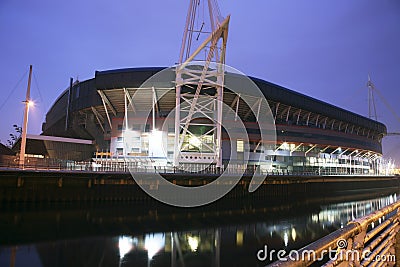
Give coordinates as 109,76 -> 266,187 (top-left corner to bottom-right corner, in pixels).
1,0 -> 399,164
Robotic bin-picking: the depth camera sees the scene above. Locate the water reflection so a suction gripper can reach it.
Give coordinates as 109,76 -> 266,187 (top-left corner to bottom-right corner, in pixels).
0,190 -> 398,266
119,236 -> 136,259
311,193 -> 397,228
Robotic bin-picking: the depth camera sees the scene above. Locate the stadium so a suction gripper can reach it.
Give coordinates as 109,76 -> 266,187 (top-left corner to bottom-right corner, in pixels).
37,66 -> 387,175
6,0 -> 389,176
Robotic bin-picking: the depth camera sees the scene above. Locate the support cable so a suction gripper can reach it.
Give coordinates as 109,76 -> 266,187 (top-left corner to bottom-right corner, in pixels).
374,86 -> 400,123
0,70 -> 28,112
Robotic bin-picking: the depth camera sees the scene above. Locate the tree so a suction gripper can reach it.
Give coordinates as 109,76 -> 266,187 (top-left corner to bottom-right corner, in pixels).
6,124 -> 22,148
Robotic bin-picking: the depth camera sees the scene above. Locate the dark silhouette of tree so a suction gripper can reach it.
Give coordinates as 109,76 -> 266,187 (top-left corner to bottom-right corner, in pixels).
5,124 -> 22,148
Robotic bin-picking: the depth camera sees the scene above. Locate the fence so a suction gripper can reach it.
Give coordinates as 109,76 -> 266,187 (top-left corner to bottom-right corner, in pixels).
267,199 -> 400,266
0,156 -> 392,177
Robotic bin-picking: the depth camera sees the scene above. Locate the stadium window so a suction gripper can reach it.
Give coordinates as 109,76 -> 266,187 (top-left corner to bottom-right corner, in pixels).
117,124 -> 123,131
131,148 -> 140,153
117,137 -> 123,142
131,137 -> 141,149
116,148 -> 123,155
237,139 -> 244,152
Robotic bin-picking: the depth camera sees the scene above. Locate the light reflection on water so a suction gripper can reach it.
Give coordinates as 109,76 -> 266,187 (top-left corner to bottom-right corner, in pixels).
0,191 -> 398,266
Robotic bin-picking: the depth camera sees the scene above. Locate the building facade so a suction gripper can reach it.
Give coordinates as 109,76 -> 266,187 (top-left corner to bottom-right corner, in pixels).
42,67 -> 387,175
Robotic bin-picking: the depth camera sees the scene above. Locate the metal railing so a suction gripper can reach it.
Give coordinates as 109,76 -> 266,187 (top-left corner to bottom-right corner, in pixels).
0,157 -> 389,176
268,200 -> 400,266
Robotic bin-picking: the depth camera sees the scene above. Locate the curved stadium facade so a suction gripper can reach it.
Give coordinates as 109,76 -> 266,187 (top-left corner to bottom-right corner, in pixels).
42,67 -> 387,175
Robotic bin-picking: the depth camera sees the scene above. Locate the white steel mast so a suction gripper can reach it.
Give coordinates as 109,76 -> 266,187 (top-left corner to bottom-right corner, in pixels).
19,65 -> 33,168
174,0 -> 230,168
367,75 -> 378,121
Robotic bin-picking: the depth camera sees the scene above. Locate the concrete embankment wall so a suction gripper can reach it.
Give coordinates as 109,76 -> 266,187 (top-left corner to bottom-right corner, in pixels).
0,169 -> 398,203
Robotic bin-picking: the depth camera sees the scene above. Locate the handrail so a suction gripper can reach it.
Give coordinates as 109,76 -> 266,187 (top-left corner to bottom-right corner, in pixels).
268,200 -> 400,266
0,159 -> 393,177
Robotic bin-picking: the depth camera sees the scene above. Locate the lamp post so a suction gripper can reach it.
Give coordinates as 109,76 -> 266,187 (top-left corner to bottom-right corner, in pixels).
19,65 -> 33,168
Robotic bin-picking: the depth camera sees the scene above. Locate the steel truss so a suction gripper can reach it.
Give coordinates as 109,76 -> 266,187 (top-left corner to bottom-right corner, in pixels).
174,0 -> 230,168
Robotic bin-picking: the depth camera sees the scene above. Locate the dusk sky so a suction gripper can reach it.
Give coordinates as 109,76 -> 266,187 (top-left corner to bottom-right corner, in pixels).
0,0 -> 399,164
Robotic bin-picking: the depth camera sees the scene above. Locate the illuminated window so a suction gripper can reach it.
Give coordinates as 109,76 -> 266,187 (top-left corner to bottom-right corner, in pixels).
237,140 -> 244,152
142,136 -> 149,154
131,136 -> 141,153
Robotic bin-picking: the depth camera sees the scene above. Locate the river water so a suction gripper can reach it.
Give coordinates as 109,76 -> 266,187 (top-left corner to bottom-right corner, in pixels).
0,187 -> 398,266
